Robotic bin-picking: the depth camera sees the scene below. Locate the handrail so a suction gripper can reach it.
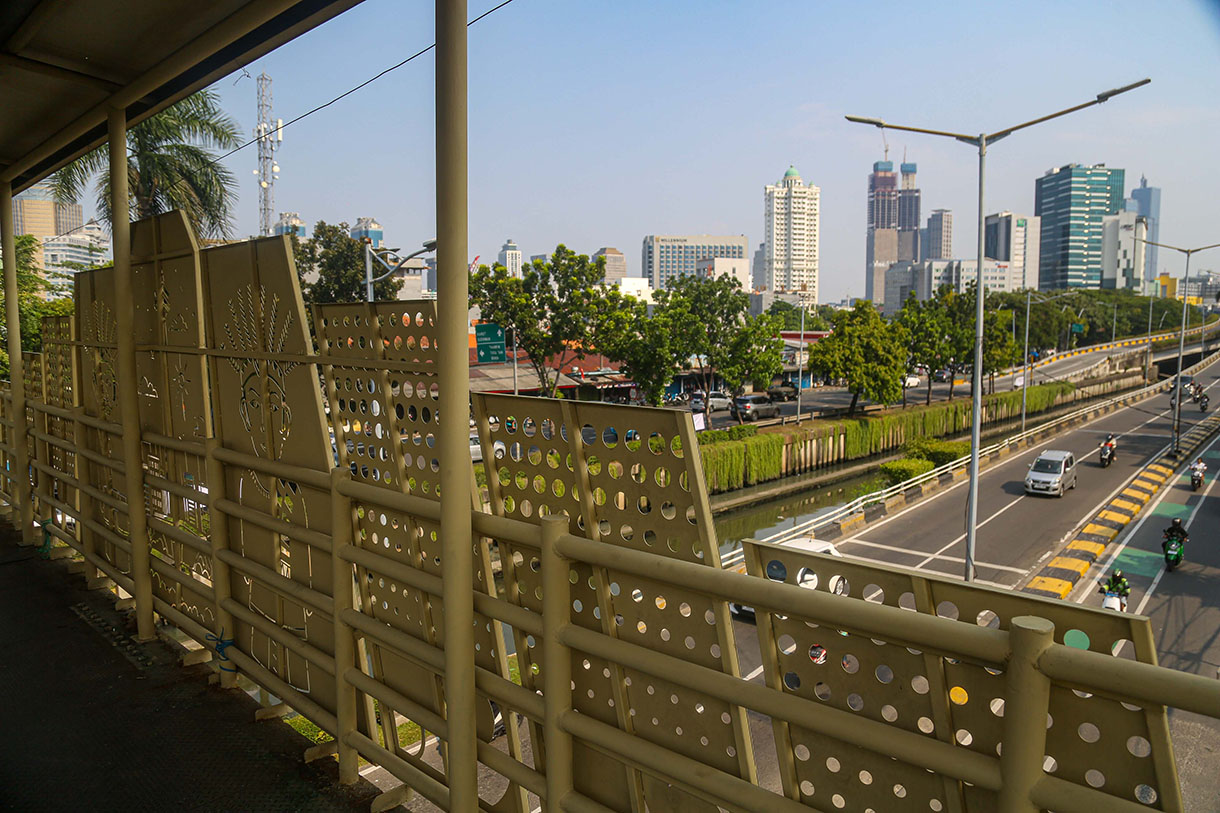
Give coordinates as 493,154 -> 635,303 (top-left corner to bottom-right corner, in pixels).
719,349 -> 1220,567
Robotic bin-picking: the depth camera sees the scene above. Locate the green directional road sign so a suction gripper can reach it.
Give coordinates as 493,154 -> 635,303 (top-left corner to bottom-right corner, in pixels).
475,323 -> 507,363
1070,323 -> 1085,334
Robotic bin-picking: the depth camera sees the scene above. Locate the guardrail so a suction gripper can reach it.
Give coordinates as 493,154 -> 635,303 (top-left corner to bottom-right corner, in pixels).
720,348 -> 1220,569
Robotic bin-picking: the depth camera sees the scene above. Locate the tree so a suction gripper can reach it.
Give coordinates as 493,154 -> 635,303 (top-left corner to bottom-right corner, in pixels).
943,286 -> 976,401
767,300 -> 835,331
657,273 -> 753,396
718,312 -> 785,418
593,290 -> 684,406
982,301 -> 1019,394
895,293 -> 950,406
807,300 -> 905,415
293,222 -> 402,304
0,234 -> 49,377
470,245 -> 606,396
50,90 -> 241,240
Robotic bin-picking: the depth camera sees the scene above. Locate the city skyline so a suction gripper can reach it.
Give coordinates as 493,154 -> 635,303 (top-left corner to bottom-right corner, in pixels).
68,1 -> 1220,301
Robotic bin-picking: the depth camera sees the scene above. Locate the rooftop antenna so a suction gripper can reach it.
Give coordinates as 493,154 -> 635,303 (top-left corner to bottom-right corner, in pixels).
253,72 -> 282,237
881,128 -> 889,162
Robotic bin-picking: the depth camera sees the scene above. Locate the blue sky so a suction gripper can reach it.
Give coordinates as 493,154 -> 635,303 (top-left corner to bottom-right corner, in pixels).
164,0 -> 1220,302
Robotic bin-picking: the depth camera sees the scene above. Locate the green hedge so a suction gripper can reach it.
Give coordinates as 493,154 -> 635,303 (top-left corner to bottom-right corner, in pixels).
697,380 -> 1080,494
700,441 -> 745,492
743,434 -> 784,485
697,424 -> 758,445
879,458 -> 935,486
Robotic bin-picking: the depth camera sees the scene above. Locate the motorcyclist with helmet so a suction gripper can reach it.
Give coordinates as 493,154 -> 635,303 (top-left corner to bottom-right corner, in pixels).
1101,569 -> 1131,611
1163,517 -> 1188,552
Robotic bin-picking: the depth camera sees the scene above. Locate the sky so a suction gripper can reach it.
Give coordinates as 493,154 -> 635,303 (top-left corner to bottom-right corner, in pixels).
101,0 -> 1220,302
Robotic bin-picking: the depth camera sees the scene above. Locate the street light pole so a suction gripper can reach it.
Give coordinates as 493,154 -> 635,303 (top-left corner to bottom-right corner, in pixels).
846,77 -> 1150,582
365,239 -> 438,302
1139,238 -> 1220,455
796,304 -> 805,420
1022,290 -> 1032,431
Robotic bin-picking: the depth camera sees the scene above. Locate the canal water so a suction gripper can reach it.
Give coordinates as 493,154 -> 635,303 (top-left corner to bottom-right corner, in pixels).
712,469 -> 885,553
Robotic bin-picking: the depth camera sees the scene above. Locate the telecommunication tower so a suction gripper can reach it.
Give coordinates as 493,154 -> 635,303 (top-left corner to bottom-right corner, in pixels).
253,72 -> 282,236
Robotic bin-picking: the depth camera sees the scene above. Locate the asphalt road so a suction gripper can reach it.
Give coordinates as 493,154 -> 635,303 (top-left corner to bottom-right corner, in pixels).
829,365 -> 1220,587
698,336 -> 1190,430
1070,434 -> 1220,810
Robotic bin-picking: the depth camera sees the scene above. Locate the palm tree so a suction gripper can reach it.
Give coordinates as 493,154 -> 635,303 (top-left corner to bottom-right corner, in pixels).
50,89 -> 241,240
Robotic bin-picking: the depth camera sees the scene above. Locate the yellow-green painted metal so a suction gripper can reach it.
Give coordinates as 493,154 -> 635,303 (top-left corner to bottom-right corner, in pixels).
0,180 -> 34,544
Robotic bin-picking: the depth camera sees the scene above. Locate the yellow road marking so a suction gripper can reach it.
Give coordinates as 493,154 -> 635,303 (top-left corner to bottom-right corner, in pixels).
1066,540 -> 1106,557
1048,557 -> 1091,576
1026,576 -> 1074,598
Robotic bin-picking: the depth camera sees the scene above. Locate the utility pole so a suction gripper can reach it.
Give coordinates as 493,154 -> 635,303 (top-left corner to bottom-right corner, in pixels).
255,73 -> 282,237
795,304 -> 805,420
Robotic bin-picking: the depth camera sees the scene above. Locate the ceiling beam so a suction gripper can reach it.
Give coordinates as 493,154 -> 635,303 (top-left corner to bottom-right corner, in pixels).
0,52 -> 122,93
5,0 -> 71,55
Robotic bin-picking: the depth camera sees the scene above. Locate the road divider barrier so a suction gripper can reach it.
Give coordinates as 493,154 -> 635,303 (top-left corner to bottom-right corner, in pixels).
1023,413 -> 1220,600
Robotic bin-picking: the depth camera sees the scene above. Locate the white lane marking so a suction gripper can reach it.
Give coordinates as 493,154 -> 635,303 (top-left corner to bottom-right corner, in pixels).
836,538 -> 1026,573
837,387 -> 1179,545
1074,430 -> 1220,604
744,662 -> 766,682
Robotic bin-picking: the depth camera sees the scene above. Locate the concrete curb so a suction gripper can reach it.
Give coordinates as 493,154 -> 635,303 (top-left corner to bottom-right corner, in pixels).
1021,414 -> 1220,600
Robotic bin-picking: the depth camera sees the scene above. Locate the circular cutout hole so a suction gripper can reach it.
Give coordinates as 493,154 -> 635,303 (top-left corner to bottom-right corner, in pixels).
1085,769 -> 1105,789
1064,629 -> 1091,650
1078,722 -> 1100,743
783,672 -> 801,690
1127,735 -> 1151,758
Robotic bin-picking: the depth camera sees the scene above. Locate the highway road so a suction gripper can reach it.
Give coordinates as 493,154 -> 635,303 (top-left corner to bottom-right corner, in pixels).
1071,434 -> 1220,809
699,333 -> 1216,430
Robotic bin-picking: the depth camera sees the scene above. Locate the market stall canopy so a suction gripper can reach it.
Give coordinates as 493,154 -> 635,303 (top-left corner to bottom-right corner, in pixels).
0,0 -> 363,192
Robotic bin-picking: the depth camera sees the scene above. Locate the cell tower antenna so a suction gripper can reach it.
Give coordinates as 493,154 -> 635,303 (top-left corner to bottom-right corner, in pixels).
254,72 -> 281,236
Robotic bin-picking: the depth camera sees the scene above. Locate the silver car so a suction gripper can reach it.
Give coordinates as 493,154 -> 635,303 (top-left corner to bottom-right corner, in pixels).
1024,450 -> 1077,497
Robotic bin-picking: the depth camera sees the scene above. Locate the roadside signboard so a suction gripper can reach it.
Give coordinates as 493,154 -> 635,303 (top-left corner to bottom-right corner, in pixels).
475,323 -> 507,363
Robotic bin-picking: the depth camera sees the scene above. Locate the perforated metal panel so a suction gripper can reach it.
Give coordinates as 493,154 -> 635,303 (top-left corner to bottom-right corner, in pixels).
315,301 -> 527,812
474,395 -> 755,812
199,236 -> 335,709
38,315 -> 80,537
744,539 -> 1180,812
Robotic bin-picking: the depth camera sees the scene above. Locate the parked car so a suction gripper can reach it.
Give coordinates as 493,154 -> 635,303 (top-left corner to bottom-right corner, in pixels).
706,391 -> 733,411
469,431 -> 483,462
903,374 -> 921,389
689,394 -> 707,413
1024,450 -> 1078,497
731,394 -> 781,421
766,380 -> 798,401
729,537 -> 843,616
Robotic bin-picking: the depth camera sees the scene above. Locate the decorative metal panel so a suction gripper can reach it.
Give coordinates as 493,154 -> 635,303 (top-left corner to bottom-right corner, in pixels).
200,236 -> 335,709
73,267 -> 130,574
38,315 -> 80,536
315,301 -> 526,812
744,539 -> 1180,812
130,213 -> 215,631
474,395 -> 755,812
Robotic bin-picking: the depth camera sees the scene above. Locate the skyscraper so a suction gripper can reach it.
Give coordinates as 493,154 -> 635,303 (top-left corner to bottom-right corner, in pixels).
1101,211 -> 1145,290
925,209 -> 952,261
642,234 -> 748,290
593,247 -> 627,284
1127,176 -> 1161,280
897,162 -> 921,263
498,239 -> 523,277
13,181 -> 80,273
1035,164 -> 1125,289
985,212 -> 1041,290
752,242 -> 766,291
864,160 -> 898,304
764,165 -> 821,303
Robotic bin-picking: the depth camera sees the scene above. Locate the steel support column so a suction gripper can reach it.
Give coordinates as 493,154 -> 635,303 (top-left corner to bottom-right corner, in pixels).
436,0 -> 476,805
108,107 -> 155,640
997,616 -> 1054,813
0,181 -> 34,543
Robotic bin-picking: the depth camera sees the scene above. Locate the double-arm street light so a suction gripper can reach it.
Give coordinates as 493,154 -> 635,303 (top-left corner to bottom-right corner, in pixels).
847,77 -> 1150,582
365,238 -> 438,302
1138,237 -> 1220,455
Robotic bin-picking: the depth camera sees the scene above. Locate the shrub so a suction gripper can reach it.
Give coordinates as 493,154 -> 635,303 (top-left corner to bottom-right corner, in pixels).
742,434 -> 784,485
697,425 -> 758,446
699,441 -> 745,493
924,440 -> 971,466
878,458 -> 935,486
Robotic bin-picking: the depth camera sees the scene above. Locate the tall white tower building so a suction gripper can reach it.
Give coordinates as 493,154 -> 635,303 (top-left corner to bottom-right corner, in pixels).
498,239 -> 523,277
764,166 -> 820,305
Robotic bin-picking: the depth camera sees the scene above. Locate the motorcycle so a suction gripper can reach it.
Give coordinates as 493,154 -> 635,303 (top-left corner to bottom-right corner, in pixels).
1201,395 -> 1210,412
1192,469 -> 1204,491
1099,589 -> 1126,613
1163,532 -> 1186,571
1099,443 -> 1115,468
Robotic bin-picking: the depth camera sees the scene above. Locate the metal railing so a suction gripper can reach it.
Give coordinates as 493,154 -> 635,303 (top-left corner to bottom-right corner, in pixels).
719,349 -> 1220,567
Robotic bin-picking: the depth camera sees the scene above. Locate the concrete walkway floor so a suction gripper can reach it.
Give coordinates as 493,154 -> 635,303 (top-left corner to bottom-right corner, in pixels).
0,527 -> 378,812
